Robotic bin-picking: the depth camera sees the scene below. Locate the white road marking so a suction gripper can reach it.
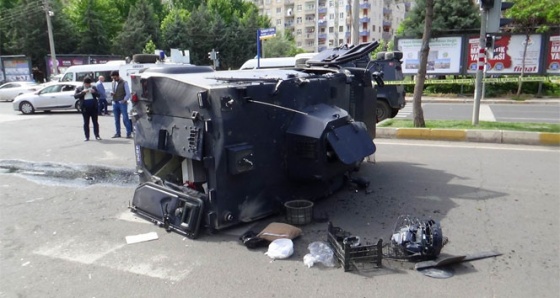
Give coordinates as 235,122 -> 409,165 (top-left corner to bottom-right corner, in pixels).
479,104 -> 496,121
34,239 -> 125,265
116,211 -> 151,224
0,114 -> 46,123
395,105 -> 413,118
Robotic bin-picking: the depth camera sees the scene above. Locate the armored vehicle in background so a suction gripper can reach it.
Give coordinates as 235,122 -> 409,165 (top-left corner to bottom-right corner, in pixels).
370,51 -> 406,121
128,42 -> 382,238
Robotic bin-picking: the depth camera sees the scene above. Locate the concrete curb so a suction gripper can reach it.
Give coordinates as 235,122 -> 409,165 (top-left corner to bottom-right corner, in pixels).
405,97 -> 560,104
376,126 -> 560,146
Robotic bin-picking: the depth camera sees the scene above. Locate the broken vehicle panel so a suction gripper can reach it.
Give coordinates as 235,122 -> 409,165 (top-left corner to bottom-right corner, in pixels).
129,43 -> 380,238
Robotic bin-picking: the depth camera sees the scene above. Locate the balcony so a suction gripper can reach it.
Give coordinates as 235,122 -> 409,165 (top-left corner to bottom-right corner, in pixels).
284,0 -> 294,5
360,17 -> 370,23
359,30 -> 370,37
285,22 -> 294,28
383,20 -> 392,27
305,33 -> 315,40
318,33 -> 327,39
360,3 -> 371,9
318,6 -> 327,14
318,46 -> 327,52
383,8 -> 392,14
382,32 -> 392,40
318,20 -> 327,26
345,31 -> 351,38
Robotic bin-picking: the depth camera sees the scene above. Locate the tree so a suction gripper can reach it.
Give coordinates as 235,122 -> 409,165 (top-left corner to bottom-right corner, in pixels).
262,33 -> 303,58
506,0 -> 560,95
160,8 -> 190,50
112,0 -> 160,57
400,0 -> 480,38
411,0 -> 435,128
65,0 -> 112,54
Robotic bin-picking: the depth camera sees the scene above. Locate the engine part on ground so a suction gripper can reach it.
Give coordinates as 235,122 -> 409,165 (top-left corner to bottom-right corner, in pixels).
387,215 -> 444,260
327,222 -> 383,272
129,42 -> 381,238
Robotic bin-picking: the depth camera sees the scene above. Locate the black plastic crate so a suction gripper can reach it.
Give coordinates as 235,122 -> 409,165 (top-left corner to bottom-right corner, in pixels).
327,222 -> 383,272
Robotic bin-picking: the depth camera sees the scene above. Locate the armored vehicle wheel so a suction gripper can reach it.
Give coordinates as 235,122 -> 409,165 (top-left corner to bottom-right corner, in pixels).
376,100 -> 391,121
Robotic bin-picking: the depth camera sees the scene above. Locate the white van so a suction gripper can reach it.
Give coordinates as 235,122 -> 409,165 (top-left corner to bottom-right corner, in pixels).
59,63 -> 155,100
294,53 -> 318,68
239,57 -> 297,70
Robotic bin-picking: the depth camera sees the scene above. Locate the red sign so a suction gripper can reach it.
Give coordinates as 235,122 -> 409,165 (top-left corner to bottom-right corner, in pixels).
466,34 -> 542,74
546,34 -> 560,74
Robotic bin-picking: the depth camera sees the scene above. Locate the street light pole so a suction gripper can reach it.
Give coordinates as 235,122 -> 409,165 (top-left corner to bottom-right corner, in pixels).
472,7 -> 487,125
43,0 -> 57,76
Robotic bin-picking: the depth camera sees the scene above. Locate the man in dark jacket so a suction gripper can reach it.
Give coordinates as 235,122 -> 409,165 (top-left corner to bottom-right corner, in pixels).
74,77 -> 101,141
110,70 -> 132,138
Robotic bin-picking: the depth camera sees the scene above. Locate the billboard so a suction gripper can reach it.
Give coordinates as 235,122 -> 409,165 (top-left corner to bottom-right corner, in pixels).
546,34 -> 560,74
466,34 -> 543,74
1,57 -> 32,82
397,37 -> 463,75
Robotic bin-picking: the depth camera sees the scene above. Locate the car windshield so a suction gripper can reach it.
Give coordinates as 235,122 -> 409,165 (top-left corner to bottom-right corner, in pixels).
40,85 -> 64,94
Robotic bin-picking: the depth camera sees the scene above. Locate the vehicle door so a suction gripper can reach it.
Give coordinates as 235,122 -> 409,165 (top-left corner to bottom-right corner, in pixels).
0,83 -> 18,101
36,84 -> 73,109
51,84 -> 78,108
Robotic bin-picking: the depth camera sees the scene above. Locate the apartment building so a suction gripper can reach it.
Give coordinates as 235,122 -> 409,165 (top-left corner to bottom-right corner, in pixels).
250,0 -> 414,53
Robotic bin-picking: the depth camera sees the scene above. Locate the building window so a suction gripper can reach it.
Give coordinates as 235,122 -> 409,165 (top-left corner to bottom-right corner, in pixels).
276,7 -> 282,14
297,42 -> 302,47
329,39 -> 334,46
297,4 -> 302,11
372,25 -> 375,31
339,12 -> 344,19
339,26 -> 343,32
296,29 -> 302,35
276,19 -> 282,25
329,13 -> 334,19
339,39 -> 343,45
306,41 -> 315,47
296,17 -> 302,23
329,1 -> 334,7
329,26 -> 334,33
306,3 -> 315,10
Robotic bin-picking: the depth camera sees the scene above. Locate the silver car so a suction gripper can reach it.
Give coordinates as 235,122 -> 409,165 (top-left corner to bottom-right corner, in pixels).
12,82 -> 82,114
0,81 -> 38,102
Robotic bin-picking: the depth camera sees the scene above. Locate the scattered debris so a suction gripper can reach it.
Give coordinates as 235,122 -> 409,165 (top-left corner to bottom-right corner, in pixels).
387,215 -> 443,260
21,261 -> 30,267
327,222 -> 383,272
257,222 -> 302,242
303,241 -> 336,268
285,200 -> 314,225
265,239 -> 294,260
418,267 -> 455,279
415,251 -> 502,270
125,232 -> 159,244
239,231 -> 268,249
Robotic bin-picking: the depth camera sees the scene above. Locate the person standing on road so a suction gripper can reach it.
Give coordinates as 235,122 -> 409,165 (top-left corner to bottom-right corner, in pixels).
110,70 -> 132,138
96,75 -> 108,115
74,77 -> 101,141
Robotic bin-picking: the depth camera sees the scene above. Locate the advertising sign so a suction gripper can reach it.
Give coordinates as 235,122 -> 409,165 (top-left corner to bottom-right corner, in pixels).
47,57 -> 88,76
397,37 -> 463,75
2,58 -> 32,82
466,34 -> 543,74
546,34 -> 560,74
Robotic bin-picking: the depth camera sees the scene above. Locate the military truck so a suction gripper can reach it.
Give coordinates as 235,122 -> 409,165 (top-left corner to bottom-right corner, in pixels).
370,51 -> 406,121
128,42 -> 382,238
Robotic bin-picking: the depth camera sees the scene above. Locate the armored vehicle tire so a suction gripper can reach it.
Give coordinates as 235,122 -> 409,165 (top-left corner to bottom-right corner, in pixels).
376,100 -> 391,121
391,108 -> 399,118
19,101 -> 35,114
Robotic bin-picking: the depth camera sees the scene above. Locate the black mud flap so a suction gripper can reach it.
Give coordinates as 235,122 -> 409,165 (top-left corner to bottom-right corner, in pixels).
131,182 -> 205,239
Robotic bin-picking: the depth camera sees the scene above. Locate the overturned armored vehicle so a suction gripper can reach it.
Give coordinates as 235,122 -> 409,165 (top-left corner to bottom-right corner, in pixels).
129,42 -> 382,238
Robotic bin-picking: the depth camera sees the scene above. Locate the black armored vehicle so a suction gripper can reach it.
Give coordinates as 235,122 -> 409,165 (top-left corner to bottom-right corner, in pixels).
128,42 -> 382,238
370,51 -> 406,121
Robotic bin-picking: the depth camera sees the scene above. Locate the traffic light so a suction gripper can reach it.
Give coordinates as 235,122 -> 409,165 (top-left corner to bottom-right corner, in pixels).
485,34 -> 496,58
486,0 -> 514,33
208,49 -> 216,61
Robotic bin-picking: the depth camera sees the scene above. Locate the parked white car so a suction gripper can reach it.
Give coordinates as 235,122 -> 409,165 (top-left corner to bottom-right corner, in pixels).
13,82 -> 82,114
0,81 -> 38,102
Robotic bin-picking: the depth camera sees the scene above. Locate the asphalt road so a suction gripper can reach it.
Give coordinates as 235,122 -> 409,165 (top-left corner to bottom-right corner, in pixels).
0,102 -> 559,298
395,103 -> 560,123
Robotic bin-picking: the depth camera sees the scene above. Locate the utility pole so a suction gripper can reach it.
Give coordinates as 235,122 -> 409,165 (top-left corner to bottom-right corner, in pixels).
351,0 -> 359,45
43,0 -> 58,76
472,6 -> 487,125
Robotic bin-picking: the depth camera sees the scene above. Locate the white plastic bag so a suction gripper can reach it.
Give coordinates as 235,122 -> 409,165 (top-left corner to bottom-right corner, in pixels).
265,238 -> 294,260
303,241 -> 336,268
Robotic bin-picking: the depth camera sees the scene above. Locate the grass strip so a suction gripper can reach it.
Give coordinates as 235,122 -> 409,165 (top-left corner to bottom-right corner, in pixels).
378,119 -> 560,133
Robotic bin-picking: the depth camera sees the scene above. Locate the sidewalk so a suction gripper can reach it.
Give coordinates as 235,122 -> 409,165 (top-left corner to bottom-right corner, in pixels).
378,96 -> 560,146
406,96 -> 560,104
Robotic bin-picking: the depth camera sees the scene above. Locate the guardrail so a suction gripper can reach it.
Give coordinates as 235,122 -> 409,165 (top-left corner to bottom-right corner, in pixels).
382,76 -> 560,85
